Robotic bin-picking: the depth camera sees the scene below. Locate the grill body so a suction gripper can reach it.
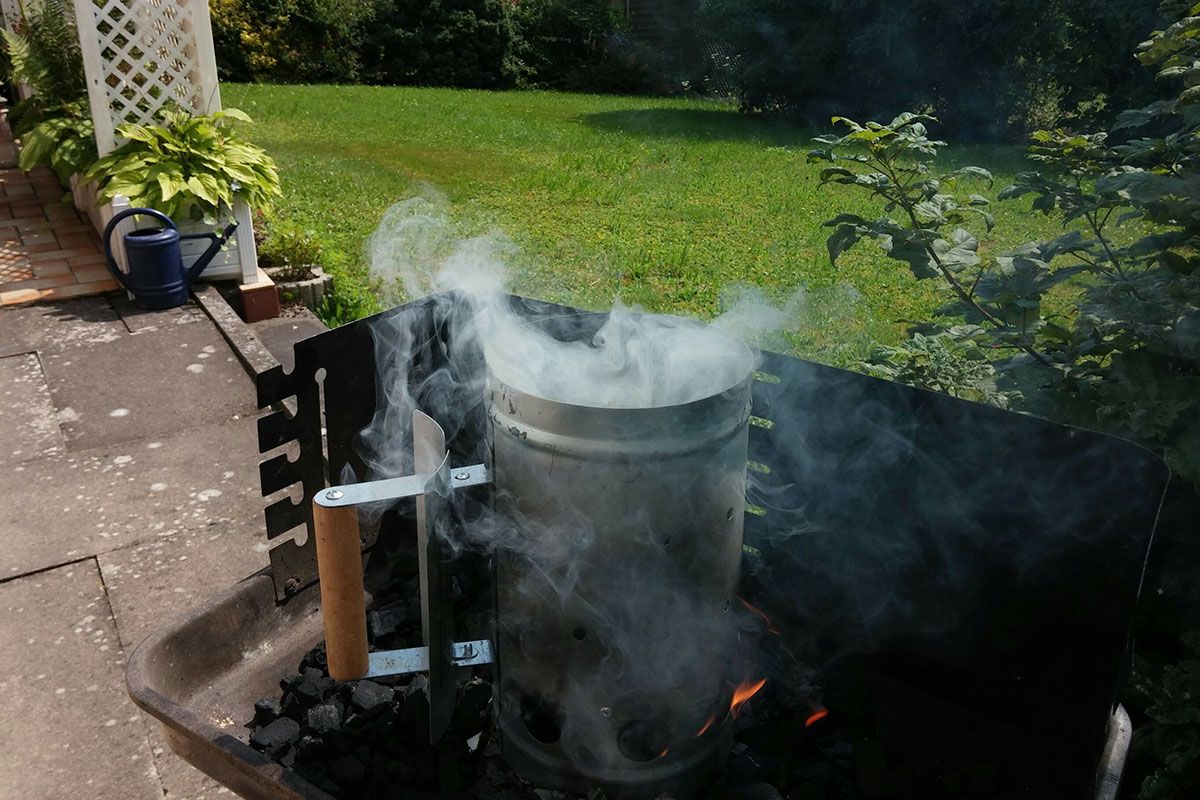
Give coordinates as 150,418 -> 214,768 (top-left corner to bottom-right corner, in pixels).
490,372 -> 752,797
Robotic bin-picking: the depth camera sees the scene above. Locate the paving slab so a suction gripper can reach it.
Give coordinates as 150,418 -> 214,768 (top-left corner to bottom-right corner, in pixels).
0,295 -> 125,357
0,415 -> 267,578
250,308 -> 327,374
110,293 -> 207,333
39,319 -> 258,450
0,561 -> 161,800
99,516 -> 269,800
0,351 -> 63,464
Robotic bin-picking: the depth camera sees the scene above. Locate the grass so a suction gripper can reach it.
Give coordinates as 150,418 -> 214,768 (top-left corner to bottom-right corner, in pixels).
224,84 -> 1067,365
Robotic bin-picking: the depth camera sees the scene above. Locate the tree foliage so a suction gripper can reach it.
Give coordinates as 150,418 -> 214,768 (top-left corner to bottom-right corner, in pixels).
211,0 -> 372,83
696,0 -> 1161,137
812,0 -> 1200,481
212,0 -> 641,92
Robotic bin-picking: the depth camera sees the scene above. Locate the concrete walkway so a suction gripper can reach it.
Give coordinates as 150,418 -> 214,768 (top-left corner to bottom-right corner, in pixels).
0,293 -> 298,799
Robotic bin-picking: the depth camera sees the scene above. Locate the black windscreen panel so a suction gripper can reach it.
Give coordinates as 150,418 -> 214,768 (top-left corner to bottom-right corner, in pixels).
258,294 -> 1169,798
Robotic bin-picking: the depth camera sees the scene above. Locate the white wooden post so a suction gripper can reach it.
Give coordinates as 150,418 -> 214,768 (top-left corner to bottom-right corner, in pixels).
71,0 -> 257,284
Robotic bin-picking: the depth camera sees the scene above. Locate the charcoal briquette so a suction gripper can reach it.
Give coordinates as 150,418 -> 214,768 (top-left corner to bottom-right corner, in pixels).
252,696 -> 283,726
295,667 -> 334,704
249,716 -> 301,757
351,679 -> 395,713
306,703 -> 342,734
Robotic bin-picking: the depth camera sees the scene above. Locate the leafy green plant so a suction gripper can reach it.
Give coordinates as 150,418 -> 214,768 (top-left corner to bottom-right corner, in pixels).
85,107 -> 281,221
807,111 -> 1067,370
16,99 -> 96,182
259,220 -> 324,281
862,330 -> 1019,408
314,276 -> 379,328
2,0 -> 86,106
1129,632 -> 1200,799
2,0 -> 89,142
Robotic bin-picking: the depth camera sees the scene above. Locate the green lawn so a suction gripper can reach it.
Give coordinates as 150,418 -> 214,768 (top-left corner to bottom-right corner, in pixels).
225,84 -> 1064,364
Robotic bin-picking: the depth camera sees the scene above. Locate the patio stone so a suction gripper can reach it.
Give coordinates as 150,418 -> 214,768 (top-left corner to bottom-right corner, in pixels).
39,319 -> 257,450
0,416 -> 266,577
0,352 -> 63,465
0,562 -> 161,800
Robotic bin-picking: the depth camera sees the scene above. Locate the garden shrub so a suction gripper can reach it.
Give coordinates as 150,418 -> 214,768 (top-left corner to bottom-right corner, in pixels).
357,0 -> 515,88
505,0 -> 652,92
212,0 -> 654,93
695,0 -> 1161,139
211,0 -> 370,84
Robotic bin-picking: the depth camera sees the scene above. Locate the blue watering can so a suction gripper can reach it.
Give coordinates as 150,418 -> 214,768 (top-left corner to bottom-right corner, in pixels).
103,208 -> 239,310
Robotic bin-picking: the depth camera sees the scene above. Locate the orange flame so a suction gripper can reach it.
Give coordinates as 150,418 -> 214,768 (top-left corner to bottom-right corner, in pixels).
729,678 -> 767,719
695,715 -> 715,737
804,708 -> 829,727
658,747 -> 670,758
739,598 -> 781,635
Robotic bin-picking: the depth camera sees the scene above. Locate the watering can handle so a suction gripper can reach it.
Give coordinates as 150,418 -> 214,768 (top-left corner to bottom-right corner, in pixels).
102,207 -> 176,291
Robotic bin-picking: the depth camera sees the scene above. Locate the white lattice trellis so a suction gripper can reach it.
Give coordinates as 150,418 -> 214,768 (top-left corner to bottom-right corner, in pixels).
72,0 -> 258,284
73,0 -> 220,154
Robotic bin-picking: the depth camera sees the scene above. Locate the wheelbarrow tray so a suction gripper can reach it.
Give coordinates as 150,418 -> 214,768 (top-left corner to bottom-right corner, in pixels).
126,571 -> 333,800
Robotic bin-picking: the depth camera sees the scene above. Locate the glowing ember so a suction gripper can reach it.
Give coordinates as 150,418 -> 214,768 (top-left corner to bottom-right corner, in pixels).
694,715 -> 715,737
804,708 -> 829,727
739,597 -> 781,635
729,678 -> 767,719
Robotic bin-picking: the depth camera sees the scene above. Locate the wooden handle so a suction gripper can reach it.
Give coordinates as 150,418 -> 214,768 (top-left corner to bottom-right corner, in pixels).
312,501 -> 369,680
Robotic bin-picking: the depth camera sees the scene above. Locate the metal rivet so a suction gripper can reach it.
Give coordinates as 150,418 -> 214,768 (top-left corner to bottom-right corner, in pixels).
599,707 -> 613,718
325,489 -> 344,501
284,577 -> 300,594
454,471 -> 470,481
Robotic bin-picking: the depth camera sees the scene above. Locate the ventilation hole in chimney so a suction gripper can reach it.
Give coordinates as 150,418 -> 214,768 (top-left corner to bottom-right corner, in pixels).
749,415 -> 775,430
661,537 -> 672,548
617,719 -> 669,763
725,507 -> 734,520
573,627 -> 587,640
752,370 -> 781,384
520,696 -> 562,745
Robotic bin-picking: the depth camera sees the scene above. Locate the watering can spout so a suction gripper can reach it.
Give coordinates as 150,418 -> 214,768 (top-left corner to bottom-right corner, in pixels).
182,221 -> 239,283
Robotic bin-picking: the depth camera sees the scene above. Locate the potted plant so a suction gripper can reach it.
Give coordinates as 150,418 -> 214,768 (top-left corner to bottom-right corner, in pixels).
256,219 -> 333,310
84,107 -> 281,279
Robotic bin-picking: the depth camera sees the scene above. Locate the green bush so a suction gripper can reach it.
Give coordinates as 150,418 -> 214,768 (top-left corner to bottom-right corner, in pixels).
212,0 -> 651,93
258,219 -> 324,280
358,0 -> 514,88
695,0 -> 1160,138
211,0 -> 371,83
505,0 -> 645,92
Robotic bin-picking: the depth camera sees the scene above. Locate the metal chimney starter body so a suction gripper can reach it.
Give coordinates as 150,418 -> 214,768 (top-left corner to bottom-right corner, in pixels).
490,359 -> 752,798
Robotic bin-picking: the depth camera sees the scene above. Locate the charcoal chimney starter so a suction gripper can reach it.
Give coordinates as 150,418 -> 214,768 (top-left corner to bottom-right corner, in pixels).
489,353 -> 753,798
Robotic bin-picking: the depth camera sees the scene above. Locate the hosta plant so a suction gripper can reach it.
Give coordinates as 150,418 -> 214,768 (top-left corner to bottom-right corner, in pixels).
85,107 -> 281,221
16,99 -> 97,182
